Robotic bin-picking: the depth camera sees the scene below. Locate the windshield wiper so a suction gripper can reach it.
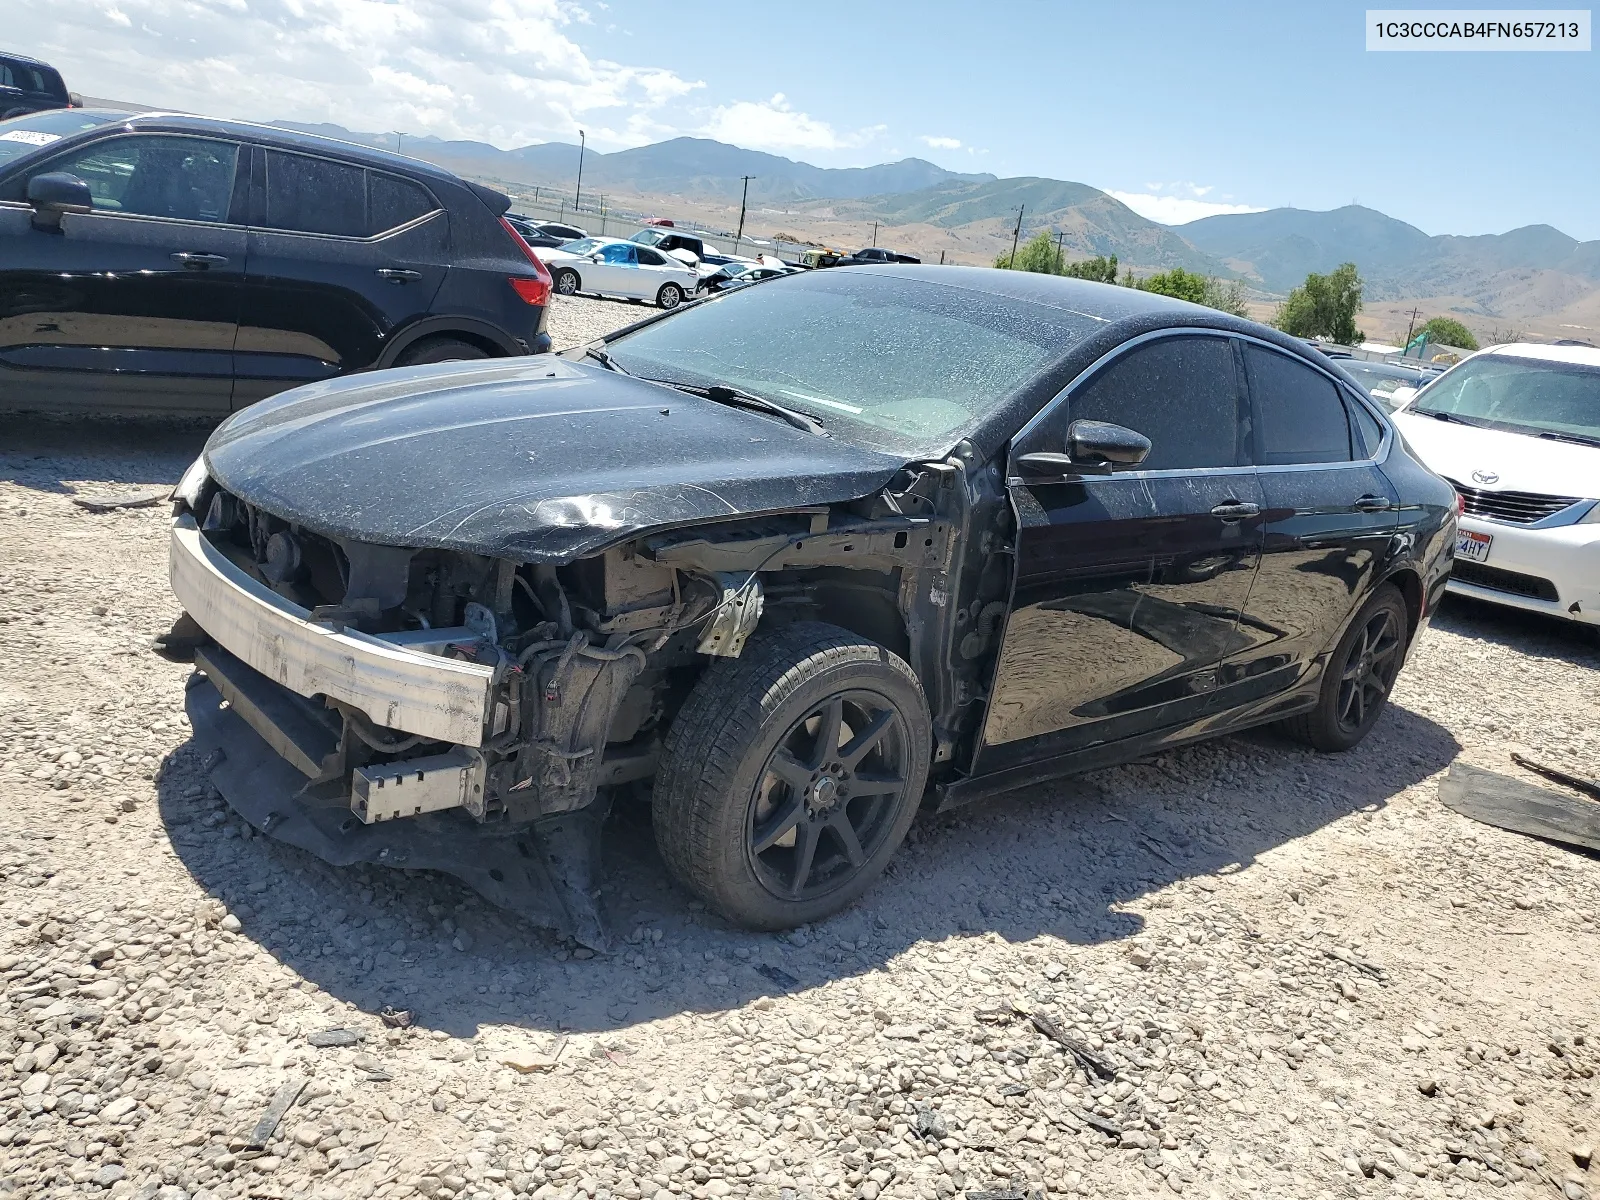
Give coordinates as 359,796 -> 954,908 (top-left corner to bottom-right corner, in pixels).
582,345 -> 631,375
1536,429 -> 1600,448
644,379 -> 825,435
1418,409 -> 1480,426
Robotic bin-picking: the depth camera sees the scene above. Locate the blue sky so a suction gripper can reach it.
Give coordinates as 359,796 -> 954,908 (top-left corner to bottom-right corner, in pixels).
14,0 -> 1599,238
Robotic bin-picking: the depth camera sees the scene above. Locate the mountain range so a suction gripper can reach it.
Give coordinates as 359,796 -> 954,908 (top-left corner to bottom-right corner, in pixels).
271,121 -> 1598,335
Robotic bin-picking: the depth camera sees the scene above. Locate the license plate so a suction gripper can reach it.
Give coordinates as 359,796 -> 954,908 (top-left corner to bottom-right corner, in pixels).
1457,530 -> 1492,563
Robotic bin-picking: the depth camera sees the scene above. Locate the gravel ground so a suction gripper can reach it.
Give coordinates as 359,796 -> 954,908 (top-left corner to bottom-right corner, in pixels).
0,293 -> 1597,1200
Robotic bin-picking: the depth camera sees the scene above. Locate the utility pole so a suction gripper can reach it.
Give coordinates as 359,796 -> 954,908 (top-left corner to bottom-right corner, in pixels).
1008,205 -> 1025,268
1055,230 -> 1065,272
870,221 -> 879,248
1403,306 -> 1423,348
939,250 -> 945,265
574,129 -> 586,214
393,131 -> 409,156
735,175 -> 754,251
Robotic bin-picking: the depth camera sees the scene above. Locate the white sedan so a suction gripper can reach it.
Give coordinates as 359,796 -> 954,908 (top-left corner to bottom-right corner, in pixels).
541,237 -> 699,309
1390,342 -> 1600,631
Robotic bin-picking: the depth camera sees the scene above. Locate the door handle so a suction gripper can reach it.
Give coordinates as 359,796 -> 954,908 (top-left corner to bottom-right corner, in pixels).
1210,500 -> 1261,521
171,252 -> 228,269
376,268 -> 423,283
1355,494 -> 1392,512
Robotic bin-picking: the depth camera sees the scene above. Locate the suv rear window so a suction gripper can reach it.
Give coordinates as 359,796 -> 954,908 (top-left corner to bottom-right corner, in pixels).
369,172 -> 435,234
0,59 -> 67,99
262,151 -> 438,237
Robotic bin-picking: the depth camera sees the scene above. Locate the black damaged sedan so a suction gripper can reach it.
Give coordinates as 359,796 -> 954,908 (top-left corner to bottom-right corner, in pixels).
168,267 -> 1456,946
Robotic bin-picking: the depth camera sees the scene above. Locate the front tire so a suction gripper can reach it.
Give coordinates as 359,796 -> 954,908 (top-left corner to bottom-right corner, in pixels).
653,622 -> 932,930
656,283 -> 684,310
554,268 -> 580,296
1282,584 -> 1408,752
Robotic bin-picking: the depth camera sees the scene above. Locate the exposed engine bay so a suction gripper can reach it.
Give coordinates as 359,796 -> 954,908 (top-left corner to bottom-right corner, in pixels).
172,453 -> 1012,948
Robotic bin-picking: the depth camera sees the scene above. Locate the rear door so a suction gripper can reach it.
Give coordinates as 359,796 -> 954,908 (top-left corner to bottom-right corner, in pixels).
1229,341 -> 1400,700
0,132 -> 245,413
977,332 -> 1265,775
635,245 -> 689,298
234,147 -> 448,405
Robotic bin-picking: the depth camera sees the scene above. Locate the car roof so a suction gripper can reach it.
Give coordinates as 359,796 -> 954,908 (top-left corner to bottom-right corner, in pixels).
0,51 -> 57,68
62,112 -> 466,185
1478,341 -> 1600,367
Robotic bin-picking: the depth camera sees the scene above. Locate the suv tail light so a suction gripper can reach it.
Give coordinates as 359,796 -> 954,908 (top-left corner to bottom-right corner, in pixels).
501,217 -> 552,307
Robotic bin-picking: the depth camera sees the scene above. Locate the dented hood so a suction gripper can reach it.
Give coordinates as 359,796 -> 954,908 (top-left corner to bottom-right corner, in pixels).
204,356 -> 908,561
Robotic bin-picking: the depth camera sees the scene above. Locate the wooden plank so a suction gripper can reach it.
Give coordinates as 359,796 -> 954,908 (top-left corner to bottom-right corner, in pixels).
1438,761 -> 1600,853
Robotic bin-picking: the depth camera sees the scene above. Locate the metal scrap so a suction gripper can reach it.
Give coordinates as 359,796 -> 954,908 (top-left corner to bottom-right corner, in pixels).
1029,1011 -> 1117,1080
1322,946 -> 1386,979
245,1077 -> 306,1148
72,490 -> 169,513
1510,752 -> 1600,802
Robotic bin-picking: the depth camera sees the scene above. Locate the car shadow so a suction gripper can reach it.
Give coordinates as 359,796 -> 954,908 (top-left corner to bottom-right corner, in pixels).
0,411 -> 210,495
154,697 -> 1460,1042
1433,591 -> 1598,666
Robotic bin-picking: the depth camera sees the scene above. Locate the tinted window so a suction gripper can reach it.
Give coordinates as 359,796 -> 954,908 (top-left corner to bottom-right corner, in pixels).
636,247 -> 667,266
1347,395 -> 1385,457
600,243 -> 637,265
265,150 -> 365,236
0,60 -> 65,98
1068,335 -> 1247,470
1245,344 -> 1353,465
368,172 -> 434,234
33,135 -> 238,222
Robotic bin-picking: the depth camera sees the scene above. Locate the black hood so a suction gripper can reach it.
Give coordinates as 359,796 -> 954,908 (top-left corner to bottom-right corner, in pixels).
204,357 -> 909,561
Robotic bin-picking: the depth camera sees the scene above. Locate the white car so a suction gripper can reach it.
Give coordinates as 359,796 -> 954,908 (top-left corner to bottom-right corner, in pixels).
541,237 -> 699,309
1390,342 -> 1600,630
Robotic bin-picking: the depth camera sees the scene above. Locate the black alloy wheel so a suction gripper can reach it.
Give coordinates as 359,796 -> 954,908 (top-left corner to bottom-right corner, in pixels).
554,269 -> 580,296
653,622 -> 932,929
747,692 -> 911,902
1282,584 -> 1409,752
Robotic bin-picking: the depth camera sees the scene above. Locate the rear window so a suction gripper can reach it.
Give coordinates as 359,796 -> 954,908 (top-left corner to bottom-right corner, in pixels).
264,150 -> 365,236
369,172 -> 435,233
0,59 -> 66,99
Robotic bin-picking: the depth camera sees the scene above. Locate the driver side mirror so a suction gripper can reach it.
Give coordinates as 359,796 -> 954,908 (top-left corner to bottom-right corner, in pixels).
1016,419 -> 1152,478
28,172 -> 93,232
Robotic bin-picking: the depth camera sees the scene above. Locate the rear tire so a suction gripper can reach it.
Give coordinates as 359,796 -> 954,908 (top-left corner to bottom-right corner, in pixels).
653,622 -> 931,930
394,337 -> 489,367
656,283 -> 684,310
554,268 -> 580,296
1281,584 -> 1409,752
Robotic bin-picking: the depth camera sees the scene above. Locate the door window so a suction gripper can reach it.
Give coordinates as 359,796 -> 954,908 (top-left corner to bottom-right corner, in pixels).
1064,334 -> 1248,470
636,247 -> 668,267
1346,393 -> 1386,457
264,150 -> 366,237
600,243 -> 638,266
31,135 -> 240,222
1244,344 -> 1354,465
368,173 -> 436,234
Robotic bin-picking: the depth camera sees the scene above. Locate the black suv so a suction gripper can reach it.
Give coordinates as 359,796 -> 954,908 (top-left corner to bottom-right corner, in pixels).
0,110 -> 552,416
0,52 -> 72,120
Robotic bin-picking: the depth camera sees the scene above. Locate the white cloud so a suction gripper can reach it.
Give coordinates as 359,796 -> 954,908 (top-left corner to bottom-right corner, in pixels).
699,93 -> 883,153
12,0 -> 704,150
1108,181 -> 1264,225
919,135 -> 961,150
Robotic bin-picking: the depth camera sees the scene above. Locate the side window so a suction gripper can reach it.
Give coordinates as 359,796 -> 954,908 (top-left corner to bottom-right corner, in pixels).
368,173 -> 435,234
1244,344 -> 1353,465
32,135 -> 239,222
264,150 -> 365,237
1346,393 -> 1386,457
600,243 -> 637,265
636,247 -> 667,267
1064,335 -> 1248,470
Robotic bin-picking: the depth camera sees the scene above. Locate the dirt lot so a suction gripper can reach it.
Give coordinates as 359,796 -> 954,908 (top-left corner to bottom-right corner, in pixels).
1,293 -> 1597,1200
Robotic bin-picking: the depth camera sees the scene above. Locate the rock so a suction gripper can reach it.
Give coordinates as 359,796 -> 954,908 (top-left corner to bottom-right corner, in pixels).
451,931 -> 473,952
1127,947 -> 1154,969
307,1028 -> 363,1048
219,914 -> 242,933
93,1164 -> 127,1186
102,1096 -> 139,1122
79,979 -> 121,999
1573,1143 -> 1594,1170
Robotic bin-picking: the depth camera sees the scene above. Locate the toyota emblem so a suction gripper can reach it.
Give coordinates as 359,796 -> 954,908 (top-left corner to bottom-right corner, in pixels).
1471,469 -> 1499,486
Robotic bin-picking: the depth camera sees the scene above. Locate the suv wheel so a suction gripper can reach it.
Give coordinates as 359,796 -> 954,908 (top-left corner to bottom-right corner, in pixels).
656,283 -> 684,310
554,269 -> 580,296
1282,584 -> 1408,752
653,622 -> 931,930
394,337 -> 489,367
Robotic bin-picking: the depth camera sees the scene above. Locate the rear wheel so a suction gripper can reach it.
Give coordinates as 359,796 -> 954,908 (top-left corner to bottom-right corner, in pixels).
656,283 -> 684,310
554,268 -> 580,296
1282,584 -> 1408,751
394,337 -> 489,367
653,622 -> 931,929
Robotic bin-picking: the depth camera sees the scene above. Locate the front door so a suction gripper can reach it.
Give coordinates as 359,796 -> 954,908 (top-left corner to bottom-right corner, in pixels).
978,332 -> 1265,775
0,133 -> 245,414
1229,341 -> 1401,699
233,148 -> 447,405
586,241 -> 641,297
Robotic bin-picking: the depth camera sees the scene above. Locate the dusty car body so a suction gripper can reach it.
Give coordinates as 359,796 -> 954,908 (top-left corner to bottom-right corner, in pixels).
169,267 -> 1457,947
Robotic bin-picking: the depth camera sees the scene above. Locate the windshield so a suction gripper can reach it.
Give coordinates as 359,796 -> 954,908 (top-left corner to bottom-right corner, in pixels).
605,270 -> 1102,454
1411,353 -> 1600,442
559,238 -> 604,255
0,109 -> 121,168
633,229 -> 666,246
1340,361 -> 1429,409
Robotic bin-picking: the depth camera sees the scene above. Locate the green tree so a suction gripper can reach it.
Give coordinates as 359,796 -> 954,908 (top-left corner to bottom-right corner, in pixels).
1062,253 -> 1118,283
1417,316 -> 1478,351
994,232 -> 1061,273
1273,263 -> 1364,345
1201,276 -> 1249,318
1131,267 -> 1209,304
